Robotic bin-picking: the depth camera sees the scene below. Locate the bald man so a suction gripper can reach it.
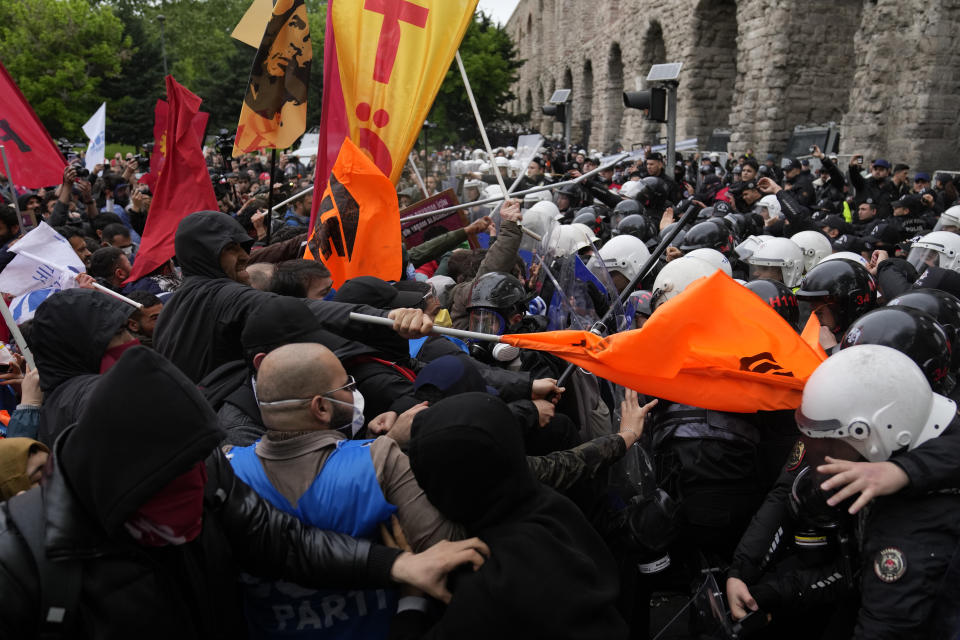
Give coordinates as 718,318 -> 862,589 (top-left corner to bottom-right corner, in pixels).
246,262 -> 276,291
226,343 -> 460,638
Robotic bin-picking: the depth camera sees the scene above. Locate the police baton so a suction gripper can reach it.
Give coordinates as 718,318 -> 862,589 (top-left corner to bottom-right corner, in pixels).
554,200 -> 702,388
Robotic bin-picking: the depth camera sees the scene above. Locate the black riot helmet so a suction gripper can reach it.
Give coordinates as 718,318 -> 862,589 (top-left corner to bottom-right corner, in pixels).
467,271 -> 529,335
573,206 -> 610,241
725,212 -> 764,239
695,206 -> 714,223
554,182 -> 583,212
840,306 -> 953,394
611,198 -> 642,231
889,288 -> 960,370
616,214 -> 658,243
796,259 -> 877,338
637,176 -> 669,213
679,219 -> 735,256
658,221 -> 687,248
745,278 -> 800,330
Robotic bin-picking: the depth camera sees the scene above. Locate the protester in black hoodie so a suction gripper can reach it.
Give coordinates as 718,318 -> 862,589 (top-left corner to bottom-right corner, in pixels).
0,347 -> 488,639
398,393 -> 628,639
154,211 -> 433,382
31,288 -> 136,445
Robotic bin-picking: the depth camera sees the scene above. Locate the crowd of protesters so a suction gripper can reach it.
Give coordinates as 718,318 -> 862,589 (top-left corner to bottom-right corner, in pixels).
0,128 -> 958,640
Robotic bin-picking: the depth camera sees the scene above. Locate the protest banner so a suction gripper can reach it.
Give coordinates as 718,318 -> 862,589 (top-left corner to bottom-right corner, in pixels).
0,62 -> 66,188
399,189 -> 476,249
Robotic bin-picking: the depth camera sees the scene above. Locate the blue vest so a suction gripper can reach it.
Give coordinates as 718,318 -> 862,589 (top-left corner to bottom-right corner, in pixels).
229,439 -> 398,639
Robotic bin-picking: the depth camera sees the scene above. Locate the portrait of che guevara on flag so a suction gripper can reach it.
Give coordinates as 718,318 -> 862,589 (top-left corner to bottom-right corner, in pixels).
233,0 -> 312,156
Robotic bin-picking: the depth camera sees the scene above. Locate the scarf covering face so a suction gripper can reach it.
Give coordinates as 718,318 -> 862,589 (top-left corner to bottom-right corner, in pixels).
124,461 -> 207,547
408,393 -> 627,639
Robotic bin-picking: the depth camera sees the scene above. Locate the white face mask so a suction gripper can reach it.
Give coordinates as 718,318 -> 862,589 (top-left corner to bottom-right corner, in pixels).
326,389 -> 365,437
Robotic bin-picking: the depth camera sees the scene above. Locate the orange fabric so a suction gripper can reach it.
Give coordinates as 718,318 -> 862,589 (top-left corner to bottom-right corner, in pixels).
303,137 -> 402,287
0,411 -> 10,427
502,271 -> 828,413
801,312 -> 829,360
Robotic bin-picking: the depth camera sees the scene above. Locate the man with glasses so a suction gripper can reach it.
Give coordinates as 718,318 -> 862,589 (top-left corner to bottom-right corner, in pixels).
227,342 -> 455,639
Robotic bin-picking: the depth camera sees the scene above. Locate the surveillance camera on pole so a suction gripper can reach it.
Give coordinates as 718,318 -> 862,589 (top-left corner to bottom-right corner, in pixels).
542,89 -> 572,148
623,63 -> 682,168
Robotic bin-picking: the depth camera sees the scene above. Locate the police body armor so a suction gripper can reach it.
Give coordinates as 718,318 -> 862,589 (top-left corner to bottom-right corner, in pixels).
230,440 -> 398,639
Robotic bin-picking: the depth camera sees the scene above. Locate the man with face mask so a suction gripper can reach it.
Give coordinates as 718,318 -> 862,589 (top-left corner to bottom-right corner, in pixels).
154,212 -> 433,383
226,343 -> 455,639
30,288 -> 137,445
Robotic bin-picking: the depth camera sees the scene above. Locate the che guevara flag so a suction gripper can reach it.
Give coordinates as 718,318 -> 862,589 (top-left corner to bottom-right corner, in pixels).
304,137 -> 402,287
310,0 -> 478,228
0,62 -> 66,189
232,0 -> 313,156
126,77 -> 218,283
502,271 -> 828,413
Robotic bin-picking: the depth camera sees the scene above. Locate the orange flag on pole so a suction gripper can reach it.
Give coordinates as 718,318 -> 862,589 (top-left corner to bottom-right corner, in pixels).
232,0 -> 312,156
502,271 -> 827,413
304,137 -> 402,287
309,0 -> 478,229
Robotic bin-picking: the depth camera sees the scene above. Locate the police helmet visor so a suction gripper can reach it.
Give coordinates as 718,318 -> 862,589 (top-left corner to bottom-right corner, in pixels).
907,246 -> 942,274
469,308 -> 508,335
749,263 -> 785,283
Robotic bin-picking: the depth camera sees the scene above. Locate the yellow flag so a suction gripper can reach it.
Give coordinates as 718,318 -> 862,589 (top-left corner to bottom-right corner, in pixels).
231,0 -> 274,49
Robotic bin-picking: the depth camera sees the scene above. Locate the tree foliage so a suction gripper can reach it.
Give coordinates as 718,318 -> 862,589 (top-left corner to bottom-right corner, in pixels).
426,12 -> 523,146
0,0 -> 128,140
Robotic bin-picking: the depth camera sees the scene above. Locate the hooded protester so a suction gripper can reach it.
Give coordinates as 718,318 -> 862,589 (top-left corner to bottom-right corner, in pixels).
31,288 -> 136,445
0,438 -> 48,501
154,212 -> 432,383
0,347 -> 488,639
400,393 -> 628,640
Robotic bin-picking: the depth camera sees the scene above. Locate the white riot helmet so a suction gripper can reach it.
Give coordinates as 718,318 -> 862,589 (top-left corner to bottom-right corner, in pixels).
619,180 -> 643,199
520,206 -> 558,252
556,225 -> 597,256
757,195 -> 782,219
684,248 -> 733,277
796,345 -> 956,462
570,222 -> 600,245
479,162 -> 491,173
820,251 -> 869,268
791,230 -> 833,273
907,231 -> 960,273
745,237 -> 804,287
471,149 -> 486,160
934,205 -> 960,232
481,184 -> 503,201
589,235 -> 651,285
733,234 -> 774,260
529,200 -> 561,221
650,256 -> 719,310
494,156 -> 510,169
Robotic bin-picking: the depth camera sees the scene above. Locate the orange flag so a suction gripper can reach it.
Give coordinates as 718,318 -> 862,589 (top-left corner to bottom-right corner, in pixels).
310,0 -> 478,228
232,0 -> 312,156
801,312 -> 829,360
502,271 -> 828,413
304,137 -> 401,287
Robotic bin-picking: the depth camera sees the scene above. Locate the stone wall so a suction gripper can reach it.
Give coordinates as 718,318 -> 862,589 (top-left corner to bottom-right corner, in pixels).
506,0 -> 960,171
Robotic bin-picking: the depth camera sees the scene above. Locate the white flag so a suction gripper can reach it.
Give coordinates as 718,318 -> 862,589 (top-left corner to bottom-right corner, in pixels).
0,222 -> 86,299
82,102 -> 106,174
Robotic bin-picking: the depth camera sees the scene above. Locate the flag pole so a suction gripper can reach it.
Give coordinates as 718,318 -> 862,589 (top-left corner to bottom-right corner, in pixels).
455,51 -> 508,196
265,148 -> 277,245
348,312 -> 502,343
0,298 -> 34,369
407,154 -> 429,199
10,249 -> 143,309
270,185 -> 313,213
0,146 -> 25,232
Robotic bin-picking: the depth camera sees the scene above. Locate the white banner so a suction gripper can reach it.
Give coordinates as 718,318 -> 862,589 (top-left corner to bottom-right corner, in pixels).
82,102 -> 106,174
0,222 -> 86,299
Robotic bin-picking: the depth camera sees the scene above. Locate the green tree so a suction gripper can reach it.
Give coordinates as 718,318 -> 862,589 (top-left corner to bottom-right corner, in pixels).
426,11 -> 523,146
0,0 -> 128,140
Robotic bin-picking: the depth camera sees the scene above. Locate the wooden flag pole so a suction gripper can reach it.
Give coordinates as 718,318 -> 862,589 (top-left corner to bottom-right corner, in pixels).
0,298 -> 34,369
348,312 -> 502,343
407,154 -> 430,199
455,51 -> 508,196
265,148 -> 278,245
0,146 -> 25,232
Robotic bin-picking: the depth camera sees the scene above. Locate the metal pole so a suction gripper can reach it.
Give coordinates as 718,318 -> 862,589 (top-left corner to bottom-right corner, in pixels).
666,82 -> 678,170
265,148 -> 277,245
408,154 -> 429,199
0,146 -> 25,232
271,185 -> 314,212
349,312 -> 502,343
400,152 -> 630,223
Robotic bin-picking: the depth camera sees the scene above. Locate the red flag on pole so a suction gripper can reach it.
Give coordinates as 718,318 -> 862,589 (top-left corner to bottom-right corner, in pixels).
141,99 -> 210,192
0,62 -> 66,189
126,76 -> 218,283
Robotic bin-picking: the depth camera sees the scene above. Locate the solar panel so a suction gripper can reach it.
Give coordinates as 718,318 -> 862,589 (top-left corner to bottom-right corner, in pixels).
549,89 -> 571,104
646,63 -> 683,82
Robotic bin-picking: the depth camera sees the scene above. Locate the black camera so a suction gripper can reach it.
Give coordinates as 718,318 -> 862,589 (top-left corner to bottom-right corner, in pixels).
70,161 -> 90,179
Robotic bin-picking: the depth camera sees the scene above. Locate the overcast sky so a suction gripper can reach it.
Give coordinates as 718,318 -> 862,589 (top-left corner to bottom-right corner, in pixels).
476,0 -> 520,26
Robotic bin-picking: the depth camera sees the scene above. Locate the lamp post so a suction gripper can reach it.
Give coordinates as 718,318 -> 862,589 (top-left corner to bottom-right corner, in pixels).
158,14 -> 168,77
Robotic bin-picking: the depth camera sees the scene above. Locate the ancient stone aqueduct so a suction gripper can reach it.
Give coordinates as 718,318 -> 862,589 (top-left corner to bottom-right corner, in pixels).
505,0 -> 960,170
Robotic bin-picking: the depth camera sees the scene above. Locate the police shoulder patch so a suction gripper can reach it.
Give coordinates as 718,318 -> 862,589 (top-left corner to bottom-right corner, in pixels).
874,547 -> 907,583
786,440 -> 805,471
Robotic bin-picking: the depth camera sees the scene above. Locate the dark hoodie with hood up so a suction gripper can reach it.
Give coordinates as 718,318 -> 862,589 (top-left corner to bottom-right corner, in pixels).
31,288 -> 134,446
400,393 -> 627,640
154,211 -> 392,382
0,346 -> 401,639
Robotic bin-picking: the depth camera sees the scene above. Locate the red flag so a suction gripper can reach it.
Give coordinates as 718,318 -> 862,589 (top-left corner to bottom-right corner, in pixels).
502,271 -> 827,413
126,77 -> 218,283
141,100 -> 210,192
0,62 -> 66,189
